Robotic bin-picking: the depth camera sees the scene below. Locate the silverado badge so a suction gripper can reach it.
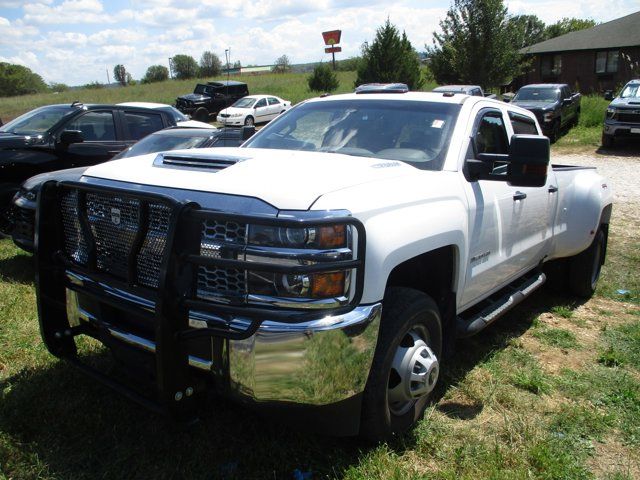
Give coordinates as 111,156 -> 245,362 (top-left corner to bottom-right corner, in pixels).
111,207 -> 121,225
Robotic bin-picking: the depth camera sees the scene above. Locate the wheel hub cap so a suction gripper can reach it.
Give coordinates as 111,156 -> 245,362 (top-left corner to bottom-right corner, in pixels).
388,330 -> 439,416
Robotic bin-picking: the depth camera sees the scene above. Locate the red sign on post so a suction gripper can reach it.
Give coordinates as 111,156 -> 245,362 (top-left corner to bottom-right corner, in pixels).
325,46 -> 342,53
322,30 -> 342,46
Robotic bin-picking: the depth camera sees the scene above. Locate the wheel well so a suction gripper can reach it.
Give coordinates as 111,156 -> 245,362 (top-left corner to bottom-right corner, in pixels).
385,246 -> 457,356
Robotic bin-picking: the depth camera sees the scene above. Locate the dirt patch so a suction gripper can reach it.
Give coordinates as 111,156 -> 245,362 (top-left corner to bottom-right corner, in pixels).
588,436 -> 640,479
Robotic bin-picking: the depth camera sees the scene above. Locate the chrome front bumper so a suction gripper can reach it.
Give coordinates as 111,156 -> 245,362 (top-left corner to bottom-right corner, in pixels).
66,288 -> 381,406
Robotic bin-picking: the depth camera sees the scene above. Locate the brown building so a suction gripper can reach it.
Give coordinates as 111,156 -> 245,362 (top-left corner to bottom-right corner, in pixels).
518,11 -> 640,93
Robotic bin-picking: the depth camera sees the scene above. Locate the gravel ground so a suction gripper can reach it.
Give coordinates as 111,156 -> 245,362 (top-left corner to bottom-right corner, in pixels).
553,152 -> 640,205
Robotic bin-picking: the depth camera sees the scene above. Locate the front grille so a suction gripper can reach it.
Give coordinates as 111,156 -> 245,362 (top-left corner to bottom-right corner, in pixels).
197,219 -> 247,300
617,112 -> 640,124
60,189 -> 171,288
220,114 -> 230,118
13,206 -> 35,241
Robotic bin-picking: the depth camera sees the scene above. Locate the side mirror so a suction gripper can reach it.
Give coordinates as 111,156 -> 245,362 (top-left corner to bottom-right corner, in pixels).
59,130 -> 84,145
604,90 -> 614,101
562,98 -> 572,106
507,134 -> 549,187
465,134 -> 549,188
240,125 -> 256,141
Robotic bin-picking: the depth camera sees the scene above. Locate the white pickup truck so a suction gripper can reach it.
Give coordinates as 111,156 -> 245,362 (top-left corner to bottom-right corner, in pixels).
35,85 -> 613,441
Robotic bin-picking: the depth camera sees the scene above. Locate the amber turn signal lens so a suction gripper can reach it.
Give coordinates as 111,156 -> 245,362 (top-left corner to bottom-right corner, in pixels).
310,271 -> 345,298
317,225 -> 346,248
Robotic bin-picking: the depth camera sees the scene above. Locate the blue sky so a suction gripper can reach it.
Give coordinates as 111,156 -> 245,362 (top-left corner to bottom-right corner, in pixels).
0,0 -> 638,86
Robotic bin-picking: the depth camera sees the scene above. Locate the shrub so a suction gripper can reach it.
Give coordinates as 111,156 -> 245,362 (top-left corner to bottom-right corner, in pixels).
307,64 -> 339,93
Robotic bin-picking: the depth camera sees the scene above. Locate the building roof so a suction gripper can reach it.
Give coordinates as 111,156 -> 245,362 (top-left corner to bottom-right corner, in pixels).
520,11 -> 640,54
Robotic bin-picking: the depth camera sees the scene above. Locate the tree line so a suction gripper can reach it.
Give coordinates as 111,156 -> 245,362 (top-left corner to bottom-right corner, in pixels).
0,0 -> 596,98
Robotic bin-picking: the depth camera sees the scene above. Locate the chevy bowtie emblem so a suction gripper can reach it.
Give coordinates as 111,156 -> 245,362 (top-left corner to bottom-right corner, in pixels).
111,207 -> 121,225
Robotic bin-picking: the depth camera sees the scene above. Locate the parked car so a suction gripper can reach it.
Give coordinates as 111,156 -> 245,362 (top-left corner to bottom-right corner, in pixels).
510,84 -> 581,142
602,79 -> 640,147
34,86 -> 612,441
432,85 -> 497,99
10,126 -> 253,252
175,81 -> 249,122
216,95 -> 292,126
117,102 -> 212,129
0,102 -> 177,235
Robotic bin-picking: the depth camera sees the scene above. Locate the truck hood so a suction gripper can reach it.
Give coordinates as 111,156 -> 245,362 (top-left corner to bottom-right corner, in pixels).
510,101 -> 556,111
609,98 -> 640,109
83,147 -> 416,210
0,132 -> 43,149
178,93 -> 210,102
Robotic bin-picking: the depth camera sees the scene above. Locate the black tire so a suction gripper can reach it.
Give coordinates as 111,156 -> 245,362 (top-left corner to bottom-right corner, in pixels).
549,120 -> 561,143
568,228 -> 606,298
360,287 -> 442,442
194,107 -> 209,122
602,133 -> 614,148
244,116 -> 254,126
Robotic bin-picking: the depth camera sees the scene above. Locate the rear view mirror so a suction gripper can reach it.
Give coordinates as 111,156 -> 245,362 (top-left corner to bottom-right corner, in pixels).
240,125 -> 256,141
59,130 -> 84,145
507,134 -> 550,187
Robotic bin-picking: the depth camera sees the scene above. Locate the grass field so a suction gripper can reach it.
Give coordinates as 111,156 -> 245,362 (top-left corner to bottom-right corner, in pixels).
0,204 -> 639,479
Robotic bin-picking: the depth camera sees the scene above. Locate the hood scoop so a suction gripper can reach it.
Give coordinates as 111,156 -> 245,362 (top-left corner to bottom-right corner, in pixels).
154,152 -> 249,172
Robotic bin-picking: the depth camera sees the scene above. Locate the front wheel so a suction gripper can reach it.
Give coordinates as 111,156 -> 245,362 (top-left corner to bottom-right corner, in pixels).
194,107 -> 209,122
602,133 -> 614,148
360,287 -> 442,442
244,116 -> 254,127
549,120 -> 561,143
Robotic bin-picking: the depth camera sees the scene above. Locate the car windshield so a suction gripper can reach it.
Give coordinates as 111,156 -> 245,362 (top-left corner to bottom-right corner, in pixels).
0,106 -> 74,135
620,84 -> 640,99
513,88 -> 560,102
113,131 -> 213,159
232,97 -> 257,108
157,106 -> 188,122
244,99 -> 461,170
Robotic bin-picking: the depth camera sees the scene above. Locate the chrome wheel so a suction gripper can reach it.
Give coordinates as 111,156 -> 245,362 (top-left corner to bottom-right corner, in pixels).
387,328 -> 439,416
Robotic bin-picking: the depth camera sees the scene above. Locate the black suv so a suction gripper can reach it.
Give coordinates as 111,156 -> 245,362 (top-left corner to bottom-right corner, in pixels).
0,102 -> 177,233
175,81 -> 249,122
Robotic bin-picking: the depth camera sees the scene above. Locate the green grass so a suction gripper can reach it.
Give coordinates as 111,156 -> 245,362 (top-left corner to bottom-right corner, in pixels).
533,328 -> 579,349
553,95 -> 609,151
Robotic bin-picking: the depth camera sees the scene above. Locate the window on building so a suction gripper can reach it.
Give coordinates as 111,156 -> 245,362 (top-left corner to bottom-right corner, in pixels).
595,50 -> 619,74
541,54 -> 562,77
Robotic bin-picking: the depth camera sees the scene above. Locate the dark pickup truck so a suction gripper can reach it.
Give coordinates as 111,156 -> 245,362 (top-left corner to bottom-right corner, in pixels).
175,81 -> 249,122
510,84 -> 581,142
0,102 -> 177,234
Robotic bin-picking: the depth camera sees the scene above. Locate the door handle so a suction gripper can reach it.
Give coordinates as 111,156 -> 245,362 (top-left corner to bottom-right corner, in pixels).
108,150 -> 122,154
513,191 -> 527,201
548,185 -> 558,193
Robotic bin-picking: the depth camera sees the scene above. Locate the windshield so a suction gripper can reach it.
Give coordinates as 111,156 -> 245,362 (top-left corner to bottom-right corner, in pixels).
231,97 -> 257,108
158,106 -> 188,122
513,88 -> 560,102
620,83 -> 640,99
244,99 -> 461,170
113,132 -> 212,159
0,106 -> 73,135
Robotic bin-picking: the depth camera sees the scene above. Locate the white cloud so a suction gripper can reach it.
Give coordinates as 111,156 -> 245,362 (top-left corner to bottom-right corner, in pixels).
23,0 -> 114,25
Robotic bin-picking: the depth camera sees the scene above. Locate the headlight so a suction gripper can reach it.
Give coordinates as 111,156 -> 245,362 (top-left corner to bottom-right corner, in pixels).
606,107 -> 616,119
248,224 -> 346,249
231,113 -> 243,118
543,112 -> 554,122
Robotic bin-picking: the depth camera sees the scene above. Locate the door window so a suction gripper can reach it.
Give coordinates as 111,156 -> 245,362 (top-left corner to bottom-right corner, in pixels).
509,112 -> 538,135
67,111 -> 116,141
474,111 -> 509,155
268,97 -> 280,106
124,111 -> 164,139
255,98 -> 267,108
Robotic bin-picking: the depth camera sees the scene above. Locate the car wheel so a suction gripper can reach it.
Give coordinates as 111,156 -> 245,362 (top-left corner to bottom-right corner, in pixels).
601,133 -> 614,148
549,120 -> 561,143
568,227 -> 607,298
194,107 -> 209,122
244,116 -> 254,127
360,287 -> 442,442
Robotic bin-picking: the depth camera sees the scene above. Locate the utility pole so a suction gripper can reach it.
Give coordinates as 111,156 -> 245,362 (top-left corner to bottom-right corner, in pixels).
225,48 -> 230,96
106,67 -> 110,85
168,57 -> 173,79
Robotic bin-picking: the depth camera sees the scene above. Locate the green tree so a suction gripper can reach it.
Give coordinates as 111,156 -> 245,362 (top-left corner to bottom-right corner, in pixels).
142,65 -> 169,83
426,0 -> 520,89
171,54 -> 199,80
199,51 -> 222,77
544,17 -> 596,39
307,63 -> 339,92
49,82 -> 69,93
0,62 -> 47,97
113,64 -> 128,86
233,60 -> 242,69
509,14 -> 546,48
273,55 -> 291,73
336,56 -> 362,72
356,20 -> 424,90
